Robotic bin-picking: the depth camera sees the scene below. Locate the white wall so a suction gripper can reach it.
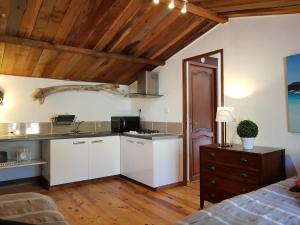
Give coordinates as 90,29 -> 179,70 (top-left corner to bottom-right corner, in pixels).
0,75 -> 131,122
132,14 -> 300,176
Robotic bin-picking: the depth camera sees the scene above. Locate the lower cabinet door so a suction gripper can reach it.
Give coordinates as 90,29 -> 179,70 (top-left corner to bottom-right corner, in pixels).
50,138 -> 89,186
89,136 -> 120,179
121,137 -> 154,187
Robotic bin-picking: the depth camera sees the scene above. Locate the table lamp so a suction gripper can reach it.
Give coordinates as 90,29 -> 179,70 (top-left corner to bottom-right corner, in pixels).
216,107 -> 236,147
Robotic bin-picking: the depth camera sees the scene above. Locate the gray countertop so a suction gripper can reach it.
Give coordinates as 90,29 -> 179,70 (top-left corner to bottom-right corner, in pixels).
121,133 -> 182,140
0,132 -> 182,142
0,132 -> 118,142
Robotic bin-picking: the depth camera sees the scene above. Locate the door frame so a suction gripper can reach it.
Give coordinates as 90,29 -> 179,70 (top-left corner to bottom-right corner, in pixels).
182,49 -> 224,184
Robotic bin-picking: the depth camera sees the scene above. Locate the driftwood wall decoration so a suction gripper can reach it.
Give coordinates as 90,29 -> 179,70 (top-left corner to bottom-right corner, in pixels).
33,84 -> 126,104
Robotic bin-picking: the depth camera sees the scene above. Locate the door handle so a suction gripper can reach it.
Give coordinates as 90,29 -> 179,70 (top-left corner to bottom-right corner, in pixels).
126,140 -> 134,143
136,141 -> 144,145
241,173 -> 248,178
91,140 -> 103,144
73,141 -> 86,145
209,166 -> 216,172
240,157 -> 248,163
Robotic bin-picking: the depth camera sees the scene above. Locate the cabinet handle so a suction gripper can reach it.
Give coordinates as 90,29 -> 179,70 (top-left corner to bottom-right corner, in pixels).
240,157 -> 248,163
136,141 -> 145,145
91,140 -> 103,144
210,180 -> 216,185
210,193 -> 215,198
210,152 -> 215,157
209,166 -> 216,172
126,140 -> 134,143
241,173 -> 248,178
241,187 -> 247,193
73,141 -> 86,145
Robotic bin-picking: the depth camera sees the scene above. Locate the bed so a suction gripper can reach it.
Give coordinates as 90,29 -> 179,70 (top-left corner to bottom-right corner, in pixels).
0,192 -> 68,225
175,177 -> 300,225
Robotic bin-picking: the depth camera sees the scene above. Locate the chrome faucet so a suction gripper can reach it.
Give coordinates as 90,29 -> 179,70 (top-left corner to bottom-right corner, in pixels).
71,121 -> 84,134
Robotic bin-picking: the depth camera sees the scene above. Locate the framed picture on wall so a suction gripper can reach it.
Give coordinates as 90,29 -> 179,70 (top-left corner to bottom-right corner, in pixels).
287,53 -> 300,132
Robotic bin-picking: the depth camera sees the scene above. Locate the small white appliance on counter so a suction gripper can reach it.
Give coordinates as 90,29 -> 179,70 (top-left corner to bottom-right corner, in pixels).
121,136 -> 183,188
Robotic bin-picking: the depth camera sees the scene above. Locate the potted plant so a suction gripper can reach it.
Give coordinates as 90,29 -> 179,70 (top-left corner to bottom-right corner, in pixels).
237,120 -> 258,150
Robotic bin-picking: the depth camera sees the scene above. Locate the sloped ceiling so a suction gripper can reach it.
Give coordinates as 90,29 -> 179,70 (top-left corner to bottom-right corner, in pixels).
0,0 -> 299,84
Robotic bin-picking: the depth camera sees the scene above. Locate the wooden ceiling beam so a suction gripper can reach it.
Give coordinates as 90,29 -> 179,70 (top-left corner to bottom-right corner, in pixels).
159,0 -> 228,23
0,35 -> 165,66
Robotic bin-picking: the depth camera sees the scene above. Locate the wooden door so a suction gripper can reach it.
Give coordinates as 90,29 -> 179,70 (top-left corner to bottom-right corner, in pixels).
188,61 -> 217,181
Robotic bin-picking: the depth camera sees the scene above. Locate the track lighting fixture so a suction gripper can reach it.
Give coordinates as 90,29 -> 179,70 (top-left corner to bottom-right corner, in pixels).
181,0 -> 187,14
155,1 -> 188,14
168,0 -> 175,9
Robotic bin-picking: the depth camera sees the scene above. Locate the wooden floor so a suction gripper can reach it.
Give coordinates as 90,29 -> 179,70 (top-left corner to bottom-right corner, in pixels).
0,178 -> 201,225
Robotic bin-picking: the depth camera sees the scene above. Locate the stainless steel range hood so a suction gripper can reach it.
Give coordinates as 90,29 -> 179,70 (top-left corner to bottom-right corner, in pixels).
127,71 -> 163,98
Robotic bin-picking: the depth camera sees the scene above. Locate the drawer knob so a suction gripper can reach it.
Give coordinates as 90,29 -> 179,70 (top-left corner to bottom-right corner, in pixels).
209,166 -> 216,172
240,157 -> 248,163
242,188 -> 247,193
210,193 -> 215,198
210,180 -> 216,185
210,152 -> 215,157
241,173 -> 248,178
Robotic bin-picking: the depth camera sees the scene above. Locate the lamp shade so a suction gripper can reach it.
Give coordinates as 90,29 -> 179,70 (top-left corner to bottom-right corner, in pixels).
216,107 -> 236,122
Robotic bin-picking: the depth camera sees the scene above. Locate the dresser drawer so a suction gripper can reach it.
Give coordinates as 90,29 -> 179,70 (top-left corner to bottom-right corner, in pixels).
201,148 -> 261,170
202,162 -> 260,185
201,186 -> 235,203
202,173 -> 258,195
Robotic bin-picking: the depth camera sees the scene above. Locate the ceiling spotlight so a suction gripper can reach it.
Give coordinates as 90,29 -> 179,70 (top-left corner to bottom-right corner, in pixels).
168,0 -> 175,9
153,0 -> 159,4
181,0 -> 187,14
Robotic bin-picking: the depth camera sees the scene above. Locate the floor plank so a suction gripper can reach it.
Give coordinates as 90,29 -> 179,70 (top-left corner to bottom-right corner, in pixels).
0,178 -> 201,225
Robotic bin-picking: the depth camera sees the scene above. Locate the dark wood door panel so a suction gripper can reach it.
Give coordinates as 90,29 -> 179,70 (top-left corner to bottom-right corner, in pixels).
191,66 -> 214,130
188,61 -> 217,181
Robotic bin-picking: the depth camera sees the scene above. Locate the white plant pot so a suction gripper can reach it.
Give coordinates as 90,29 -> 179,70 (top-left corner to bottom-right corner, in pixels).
241,138 -> 255,150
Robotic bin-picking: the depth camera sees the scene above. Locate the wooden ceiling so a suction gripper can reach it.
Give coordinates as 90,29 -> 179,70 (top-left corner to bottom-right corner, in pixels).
0,0 -> 299,84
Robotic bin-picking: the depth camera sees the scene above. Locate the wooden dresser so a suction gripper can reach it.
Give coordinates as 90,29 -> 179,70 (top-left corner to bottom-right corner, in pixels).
200,144 -> 285,208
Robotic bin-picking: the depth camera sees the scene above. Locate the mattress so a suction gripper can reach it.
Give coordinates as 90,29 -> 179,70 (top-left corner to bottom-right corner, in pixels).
175,177 -> 300,225
0,192 -> 68,225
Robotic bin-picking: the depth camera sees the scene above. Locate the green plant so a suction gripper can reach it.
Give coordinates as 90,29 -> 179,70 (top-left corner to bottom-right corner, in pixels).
237,120 -> 258,138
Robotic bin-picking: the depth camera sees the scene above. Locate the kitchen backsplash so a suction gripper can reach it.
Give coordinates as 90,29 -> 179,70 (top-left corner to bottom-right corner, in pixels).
0,121 -> 111,136
141,121 -> 182,135
0,121 -> 182,135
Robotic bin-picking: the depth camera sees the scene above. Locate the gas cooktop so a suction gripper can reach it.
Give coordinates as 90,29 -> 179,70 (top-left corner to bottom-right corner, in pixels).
124,129 -> 160,135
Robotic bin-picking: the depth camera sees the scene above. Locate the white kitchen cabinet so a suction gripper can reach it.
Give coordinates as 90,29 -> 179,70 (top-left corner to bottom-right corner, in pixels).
43,138 -> 89,186
42,136 -> 121,186
121,137 -> 153,185
88,136 -> 120,179
121,136 -> 183,188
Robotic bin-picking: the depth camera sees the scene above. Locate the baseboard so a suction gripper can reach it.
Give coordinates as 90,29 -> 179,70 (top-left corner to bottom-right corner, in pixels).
120,175 -> 184,191
155,181 -> 184,191
0,176 -> 41,187
0,175 -> 184,192
47,175 -> 121,190
120,175 -> 157,191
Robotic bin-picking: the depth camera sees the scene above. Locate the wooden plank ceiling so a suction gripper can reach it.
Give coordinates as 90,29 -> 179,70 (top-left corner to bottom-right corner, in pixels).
0,0 -> 299,84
